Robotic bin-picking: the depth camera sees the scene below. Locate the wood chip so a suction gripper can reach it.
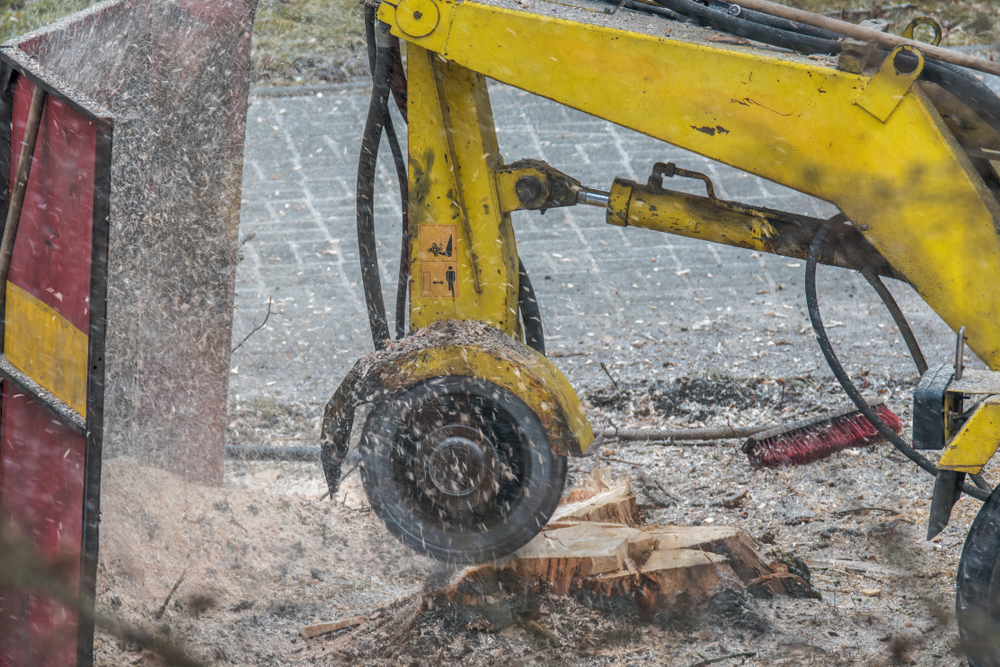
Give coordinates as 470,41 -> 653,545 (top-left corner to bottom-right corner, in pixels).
860,588 -> 882,597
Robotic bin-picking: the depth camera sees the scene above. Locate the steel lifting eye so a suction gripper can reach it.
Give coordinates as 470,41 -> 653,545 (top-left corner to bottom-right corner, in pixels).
902,16 -> 943,47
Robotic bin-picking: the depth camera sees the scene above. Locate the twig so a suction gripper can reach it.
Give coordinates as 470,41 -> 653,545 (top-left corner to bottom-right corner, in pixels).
155,564 -> 190,620
599,361 -> 619,390
518,617 -> 562,644
301,616 -> 369,639
746,572 -> 810,589
320,464 -> 358,502
687,651 -> 757,667
600,455 -> 644,467
713,489 -> 749,508
634,469 -> 680,505
231,296 -> 273,353
832,507 -> 899,518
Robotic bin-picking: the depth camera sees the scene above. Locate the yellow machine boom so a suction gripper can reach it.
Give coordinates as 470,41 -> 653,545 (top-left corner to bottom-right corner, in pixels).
325,2 -> 1000,662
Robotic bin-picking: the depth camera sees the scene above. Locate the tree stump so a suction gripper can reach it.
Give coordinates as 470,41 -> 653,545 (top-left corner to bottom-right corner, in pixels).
428,472 -> 813,617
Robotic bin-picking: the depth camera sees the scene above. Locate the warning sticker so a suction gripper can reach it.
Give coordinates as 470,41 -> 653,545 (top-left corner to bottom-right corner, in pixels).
418,225 -> 459,298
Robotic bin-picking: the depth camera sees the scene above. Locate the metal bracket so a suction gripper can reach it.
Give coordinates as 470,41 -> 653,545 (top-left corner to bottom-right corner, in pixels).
913,362 -> 955,450
927,469 -> 965,540
938,395 -> 1000,475
647,161 -> 717,199
494,159 -> 583,213
854,44 -> 924,122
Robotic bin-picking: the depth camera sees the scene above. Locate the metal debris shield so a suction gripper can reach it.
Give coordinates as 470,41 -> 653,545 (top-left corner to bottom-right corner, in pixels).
0,63 -> 112,667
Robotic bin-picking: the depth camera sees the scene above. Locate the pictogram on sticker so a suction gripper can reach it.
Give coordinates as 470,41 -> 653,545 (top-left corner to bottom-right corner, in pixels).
418,225 -> 459,298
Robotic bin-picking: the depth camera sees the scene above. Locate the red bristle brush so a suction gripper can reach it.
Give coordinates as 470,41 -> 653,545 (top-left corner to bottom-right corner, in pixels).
742,399 -> 902,468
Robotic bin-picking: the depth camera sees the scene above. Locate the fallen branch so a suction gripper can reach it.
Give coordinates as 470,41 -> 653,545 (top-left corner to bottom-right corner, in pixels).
688,652 -> 757,667
735,0 -> 1000,77
231,296 -> 273,353
635,469 -> 680,505
600,425 -> 767,442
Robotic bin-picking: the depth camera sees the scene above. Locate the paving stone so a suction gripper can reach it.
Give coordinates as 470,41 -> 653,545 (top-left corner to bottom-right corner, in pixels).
231,82 -> 971,405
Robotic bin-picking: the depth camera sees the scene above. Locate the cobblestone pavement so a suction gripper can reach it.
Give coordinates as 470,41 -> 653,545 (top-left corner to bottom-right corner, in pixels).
231,78 -> 986,407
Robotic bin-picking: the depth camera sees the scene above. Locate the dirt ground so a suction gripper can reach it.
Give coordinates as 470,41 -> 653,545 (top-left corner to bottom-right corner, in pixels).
91,369 -> 992,666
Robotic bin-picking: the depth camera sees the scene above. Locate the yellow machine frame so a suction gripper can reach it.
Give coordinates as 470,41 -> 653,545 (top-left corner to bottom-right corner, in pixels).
375,0 -> 1000,477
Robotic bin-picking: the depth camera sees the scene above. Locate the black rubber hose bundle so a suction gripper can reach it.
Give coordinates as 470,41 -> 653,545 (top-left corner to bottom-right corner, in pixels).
359,7 -> 411,349
357,7 -> 395,349
652,0 -> 843,55
518,259 -> 545,355
805,221 -> 989,502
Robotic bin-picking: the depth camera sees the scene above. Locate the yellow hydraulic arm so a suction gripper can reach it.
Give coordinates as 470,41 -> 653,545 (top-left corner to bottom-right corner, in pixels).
381,0 -> 1000,371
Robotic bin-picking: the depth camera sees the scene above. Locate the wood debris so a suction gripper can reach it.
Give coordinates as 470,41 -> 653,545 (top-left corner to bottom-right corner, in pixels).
428,470 -> 810,618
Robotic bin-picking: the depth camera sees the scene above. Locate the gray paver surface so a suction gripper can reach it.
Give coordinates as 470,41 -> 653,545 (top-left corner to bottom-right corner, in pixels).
231,78 -> 987,406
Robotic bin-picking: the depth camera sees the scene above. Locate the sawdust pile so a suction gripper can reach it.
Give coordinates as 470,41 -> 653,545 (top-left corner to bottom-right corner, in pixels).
93,457 -> 432,665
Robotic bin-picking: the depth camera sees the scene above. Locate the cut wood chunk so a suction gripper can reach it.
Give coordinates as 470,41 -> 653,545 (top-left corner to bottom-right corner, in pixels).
511,523 -> 637,594
585,549 -> 740,617
642,525 -> 784,596
550,481 -> 640,527
541,522 -> 657,566
562,467 -> 612,504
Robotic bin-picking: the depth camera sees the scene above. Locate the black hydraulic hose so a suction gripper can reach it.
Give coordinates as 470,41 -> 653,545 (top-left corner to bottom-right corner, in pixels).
708,0 -> 841,41
806,222 -> 989,502
856,265 -> 928,375
357,9 -> 394,349
385,43 -> 410,341
651,0 -> 843,55
518,259 -> 545,355
923,61 -> 1000,136
391,126 -> 410,341
832,212 -> 929,389
593,0 -> 692,23
364,9 -> 410,342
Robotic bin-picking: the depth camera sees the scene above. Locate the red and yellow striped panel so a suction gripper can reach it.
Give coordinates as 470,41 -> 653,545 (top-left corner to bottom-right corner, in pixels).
5,78 -> 96,416
0,383 -> 85,667
4,283 -> 88,414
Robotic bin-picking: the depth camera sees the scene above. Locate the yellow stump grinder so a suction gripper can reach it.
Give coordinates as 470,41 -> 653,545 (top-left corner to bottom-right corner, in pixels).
319,0 -> 1000,662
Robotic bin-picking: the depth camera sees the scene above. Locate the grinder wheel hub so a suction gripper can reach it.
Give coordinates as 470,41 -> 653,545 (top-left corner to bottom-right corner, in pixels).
418,425 -> 498,506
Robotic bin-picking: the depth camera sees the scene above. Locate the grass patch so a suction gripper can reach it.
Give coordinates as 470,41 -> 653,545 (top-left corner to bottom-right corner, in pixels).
251,0 -> 366,85
0,0 -> 994,86
0,0 -> 366,85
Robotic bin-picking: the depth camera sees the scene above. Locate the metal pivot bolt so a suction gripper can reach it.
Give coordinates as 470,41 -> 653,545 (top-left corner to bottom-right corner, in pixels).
515,175 -> 545,207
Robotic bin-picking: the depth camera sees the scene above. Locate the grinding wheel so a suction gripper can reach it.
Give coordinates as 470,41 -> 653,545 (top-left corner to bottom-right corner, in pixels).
359,375 -> 567,563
